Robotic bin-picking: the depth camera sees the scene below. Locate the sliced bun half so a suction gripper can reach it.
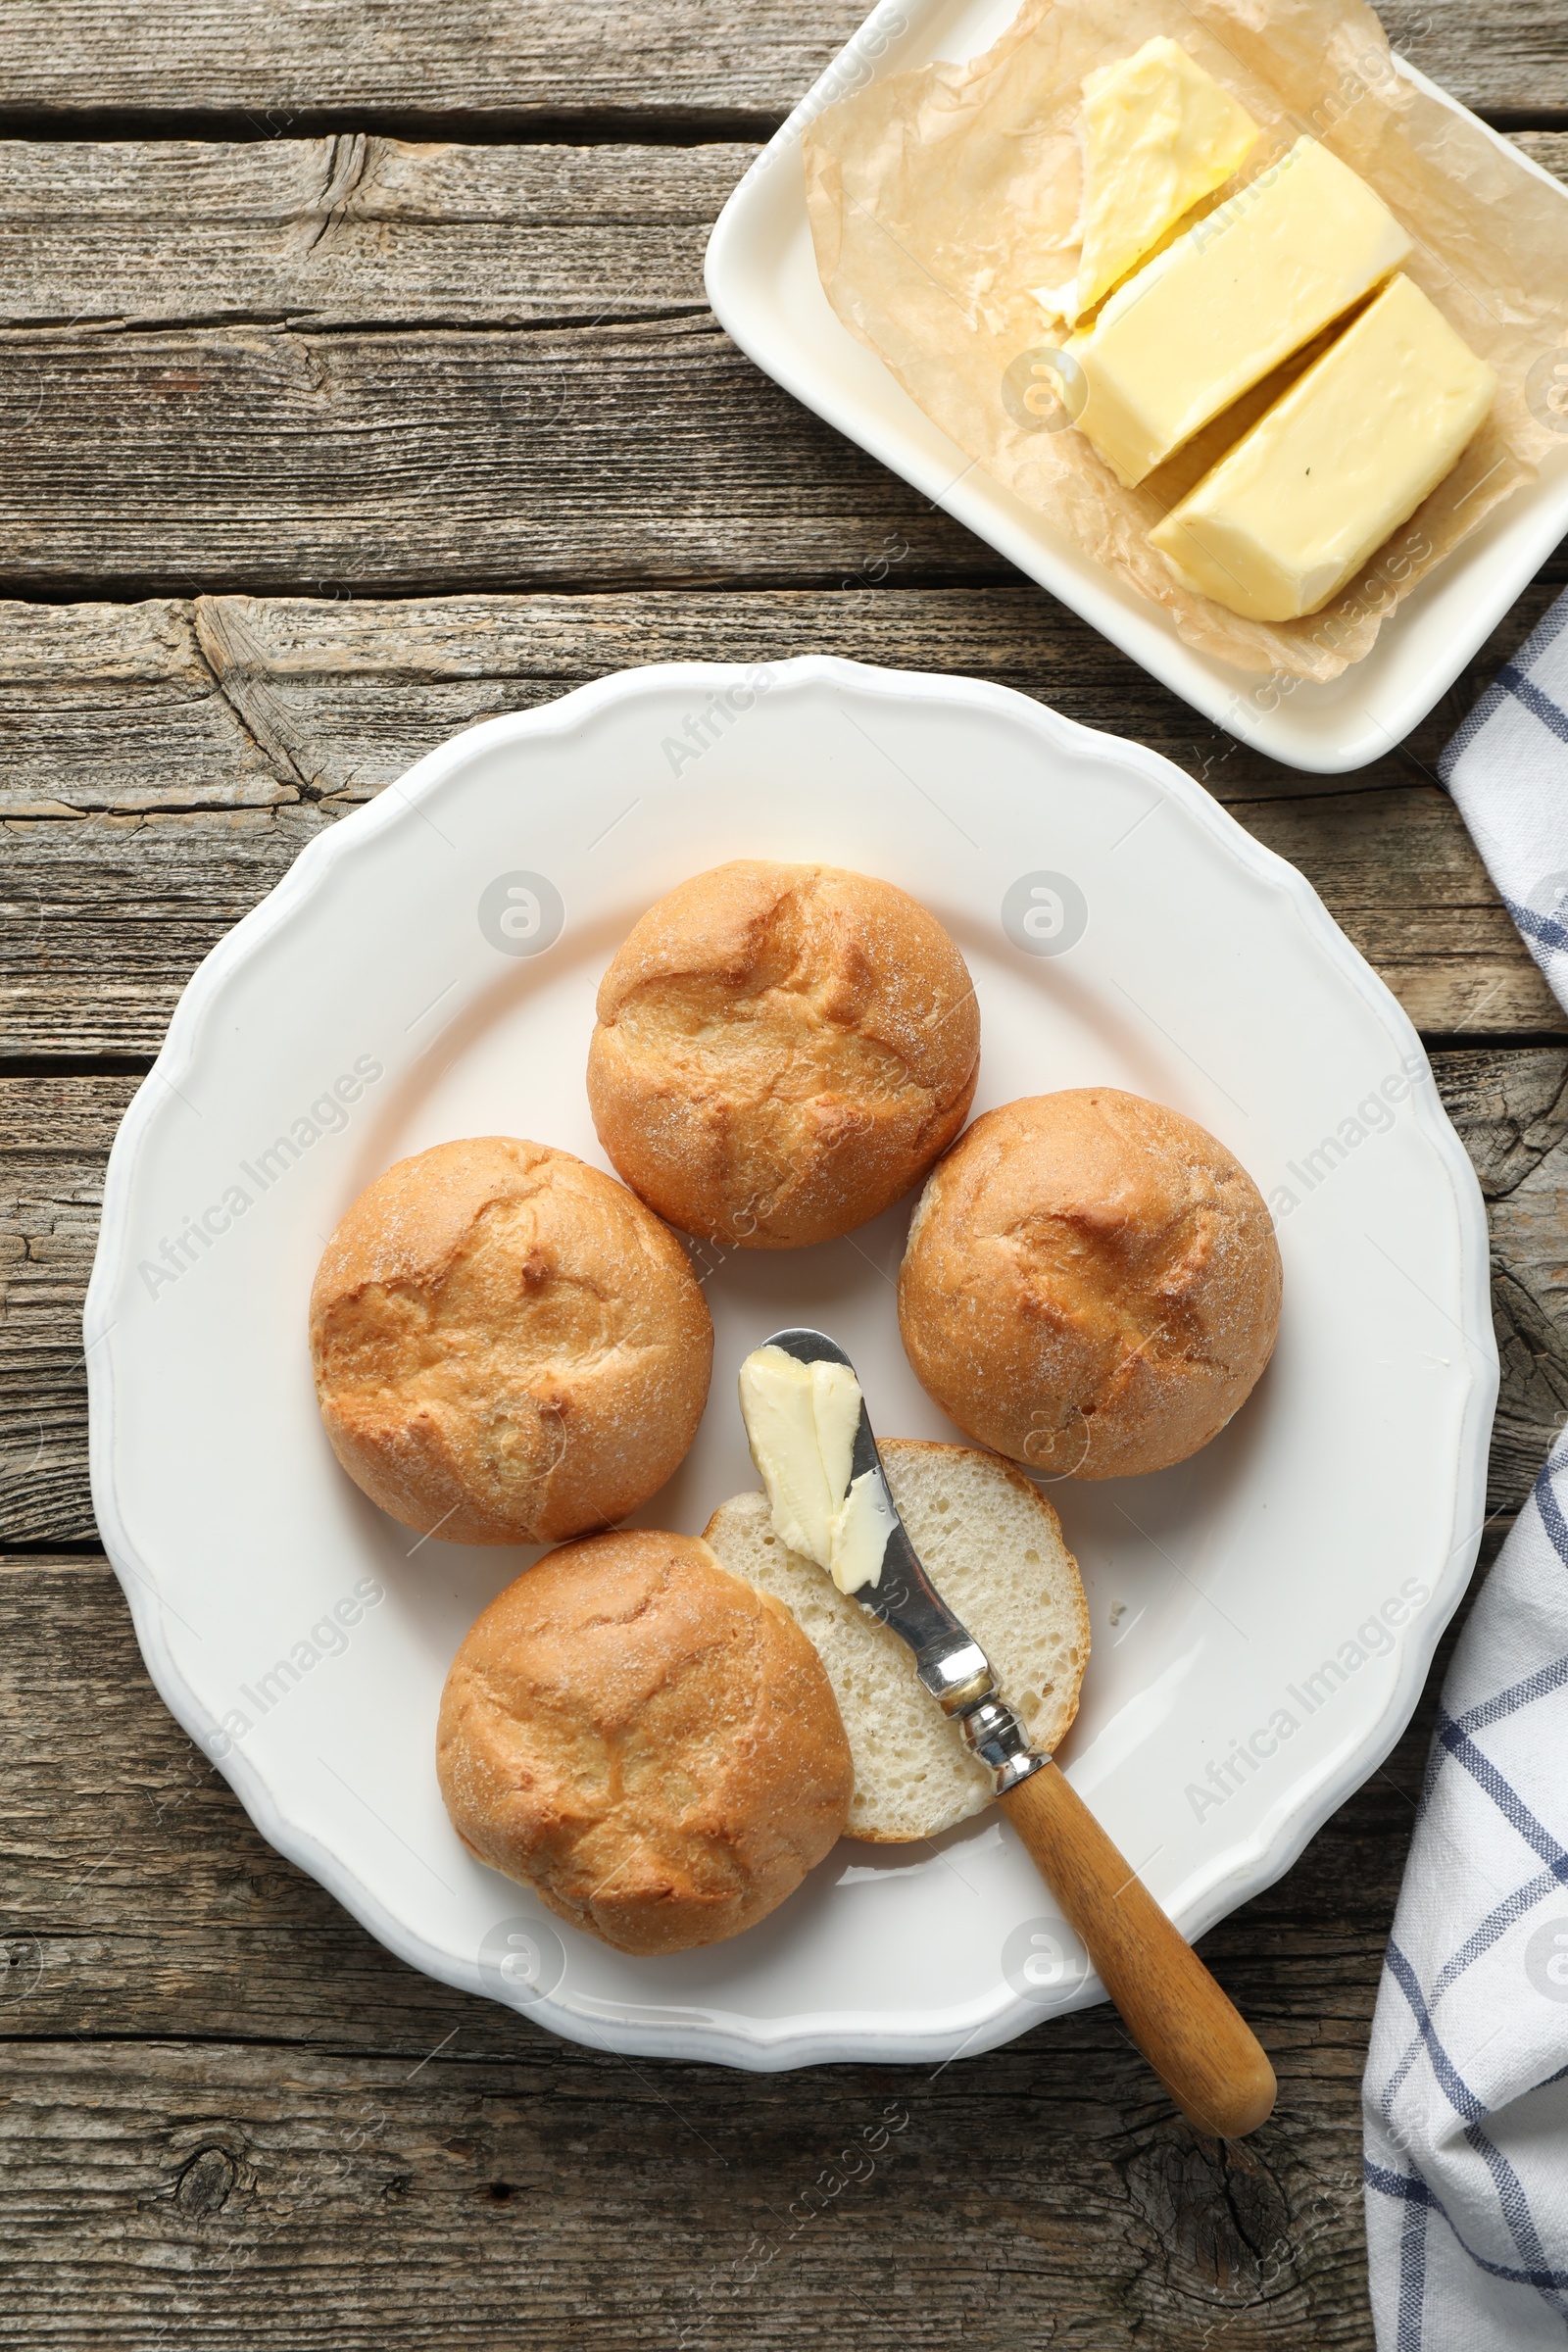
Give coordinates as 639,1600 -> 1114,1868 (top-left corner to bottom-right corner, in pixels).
703,1439 -> 1089,1843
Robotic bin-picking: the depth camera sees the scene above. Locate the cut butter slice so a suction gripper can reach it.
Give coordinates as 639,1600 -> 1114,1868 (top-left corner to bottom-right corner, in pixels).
736,1345 -> 895,1594
737,1347 -> 859,1572
1072,136 -> 1411,487
1149,273 -> 1495,621
1034,37 -> 1257,327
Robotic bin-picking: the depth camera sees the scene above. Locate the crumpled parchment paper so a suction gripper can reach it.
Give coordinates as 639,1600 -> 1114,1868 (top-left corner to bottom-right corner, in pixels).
804,0 -> 1568,678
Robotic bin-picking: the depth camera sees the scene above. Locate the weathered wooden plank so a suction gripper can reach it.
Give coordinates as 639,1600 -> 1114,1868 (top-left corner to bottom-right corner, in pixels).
1,1053 -> 1558,1542
0,1079 -> 132,1543
1,588 -> 1559,1056
0,2034 -> 1376,2348
1515,129 -> 1568,172
0,0 -> 1561,126
1235,789 -> 1560,1039
0,130 -> 1558,599
0,1535 -> 1499,2349
0,0 -> 866,130
0,131 -> 1562,341
1434,1047 -> 1568,1508
1381,6 -> 1568,118
0,136 -> 744,328
0,599 -> 286,819
0,310 -> 996,599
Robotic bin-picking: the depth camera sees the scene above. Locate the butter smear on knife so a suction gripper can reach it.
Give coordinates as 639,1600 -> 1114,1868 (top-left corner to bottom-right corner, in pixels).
738,1346 -> 898,1593
1034,37 -> 1258,328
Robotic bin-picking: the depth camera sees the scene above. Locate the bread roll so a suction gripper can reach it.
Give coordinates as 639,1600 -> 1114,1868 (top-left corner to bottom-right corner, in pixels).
706,1440 -> 1089,1842
436,1529 -> 854,1953
899,1090 -> 1281,1480
587,859 -> 980,1249
310,1137 -> 711,1544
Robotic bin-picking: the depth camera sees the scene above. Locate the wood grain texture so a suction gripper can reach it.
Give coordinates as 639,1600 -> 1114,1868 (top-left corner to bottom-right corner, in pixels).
0,135 -> 743,327
1,12 -> 1565,2336
0,0 -> 866,128
0,0 -> 1561,125
999,1764 -> 1278,2139
0,1537 -> 1500,2351
0,131 -> 1558,598
0,587 -> 1561,1061
3,1050 -> 1562,1543
1434,1046 -> 1568,1509
1379,6 -> 1568,116
0,312 -> 989,598
0,129 -> 1561,337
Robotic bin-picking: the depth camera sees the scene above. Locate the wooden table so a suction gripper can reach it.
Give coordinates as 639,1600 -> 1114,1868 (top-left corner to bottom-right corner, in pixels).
3,7 -> 1566,2343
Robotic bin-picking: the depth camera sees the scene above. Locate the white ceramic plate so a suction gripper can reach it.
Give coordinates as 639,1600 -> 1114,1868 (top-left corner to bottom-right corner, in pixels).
86,658 -> 1494,2070
704,0 -> 1568,776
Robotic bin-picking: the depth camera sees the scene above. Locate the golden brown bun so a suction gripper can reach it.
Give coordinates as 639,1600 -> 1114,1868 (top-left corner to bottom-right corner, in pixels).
586,859 -> 980,1249
899,1090 -> 1281,1479
436,1529 -> 855,1953
310,1137 -> 711,1544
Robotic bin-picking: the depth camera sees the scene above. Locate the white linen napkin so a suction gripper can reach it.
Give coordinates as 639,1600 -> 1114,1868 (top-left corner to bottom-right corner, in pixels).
1363,586 -> 1568,2347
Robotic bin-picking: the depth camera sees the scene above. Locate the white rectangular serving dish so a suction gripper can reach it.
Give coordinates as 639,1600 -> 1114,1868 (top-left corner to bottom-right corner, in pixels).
705,0 -> 1568,774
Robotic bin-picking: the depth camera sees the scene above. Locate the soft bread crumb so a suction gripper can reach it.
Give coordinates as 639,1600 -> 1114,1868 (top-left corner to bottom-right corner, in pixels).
705,1440 -> 1089,1842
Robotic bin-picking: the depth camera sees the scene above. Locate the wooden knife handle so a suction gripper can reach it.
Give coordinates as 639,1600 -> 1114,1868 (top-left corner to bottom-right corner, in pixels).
999,1763 -> 1276,2138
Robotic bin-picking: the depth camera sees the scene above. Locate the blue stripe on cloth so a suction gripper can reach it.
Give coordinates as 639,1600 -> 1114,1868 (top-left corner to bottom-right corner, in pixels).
1365,2159 -> 1568,2293
1439,592 -> 1568,780
1426,1872 -> 1567,2008
1503,895 -> 1568,960
1399,2183 -> 1429,2352
1499,664 -> 1568,753
1365,2151 -> 1436,2344
1413,1725 -> 1447,1825
1437,1713 -> 1568,1880
1379,1872 -> 1568,2119
1386,1938 -> 1492,2123
1440,674 -> 1514,780
1453,1653 -> 1568,1736
1382,586 -> 1568,2343
1367,2161 -> 1436,2204
1506,589 -> 1568,682
1466,2124 -> 1568,2324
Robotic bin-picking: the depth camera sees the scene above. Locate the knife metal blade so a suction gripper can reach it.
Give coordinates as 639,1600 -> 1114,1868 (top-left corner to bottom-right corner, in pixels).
759,1325 -> 1045,1794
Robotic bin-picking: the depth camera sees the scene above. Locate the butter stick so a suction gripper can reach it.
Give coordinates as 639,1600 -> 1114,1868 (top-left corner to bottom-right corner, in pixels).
1072,136 -> 1411,487
1149,273 -> 1496,622
1033,37 -> 1258,327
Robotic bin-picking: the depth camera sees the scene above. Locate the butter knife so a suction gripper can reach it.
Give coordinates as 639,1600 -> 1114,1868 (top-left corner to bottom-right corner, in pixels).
761,1325 -> 1276,2140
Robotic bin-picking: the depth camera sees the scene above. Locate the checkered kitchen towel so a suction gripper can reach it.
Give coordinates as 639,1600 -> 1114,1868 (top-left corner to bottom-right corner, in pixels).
1363,588 -> 1568,2347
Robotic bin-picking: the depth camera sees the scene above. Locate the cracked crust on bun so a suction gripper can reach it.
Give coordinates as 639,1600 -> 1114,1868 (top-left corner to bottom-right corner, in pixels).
587,860 -> 980,1249
310,1137 -> 711,1544
898,1090 -> 1281,1480
436,1529 -> 854,1952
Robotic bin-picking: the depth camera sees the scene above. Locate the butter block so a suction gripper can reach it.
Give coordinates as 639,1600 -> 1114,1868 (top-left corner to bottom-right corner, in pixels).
1073,136 -> 1411,486
1034,37 -> 1258,326
1148,273 -> 1495,621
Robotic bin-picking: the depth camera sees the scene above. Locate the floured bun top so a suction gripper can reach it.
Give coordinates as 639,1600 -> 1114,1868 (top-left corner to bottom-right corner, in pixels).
310,1136 -> 711,1544
436,1529 -> 854,1953
898,1089 -> 1281,1480
586,859 -> 980,1249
